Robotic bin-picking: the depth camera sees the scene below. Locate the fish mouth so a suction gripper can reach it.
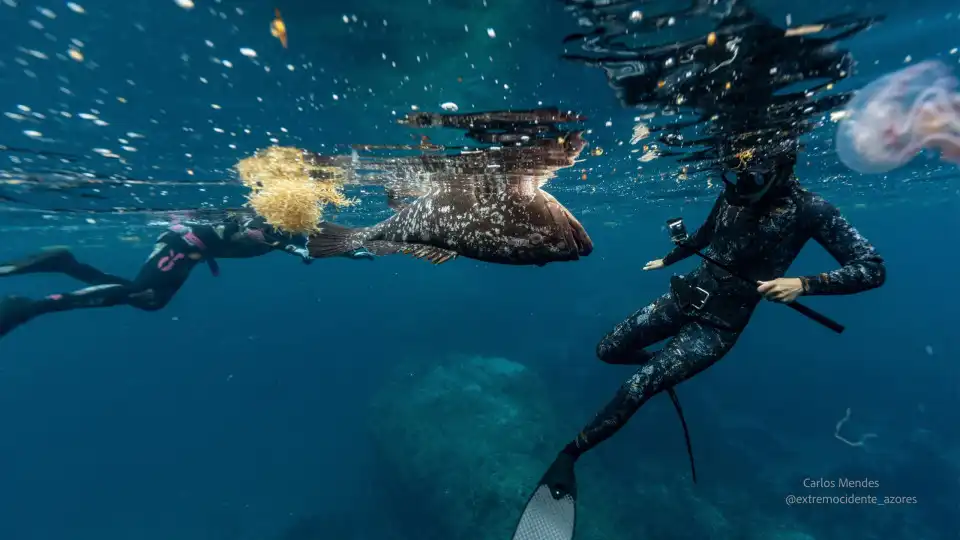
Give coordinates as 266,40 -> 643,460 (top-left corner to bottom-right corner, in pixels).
563,208 -> 593,257
567,132 -> 587,154
542,198 -> 592,261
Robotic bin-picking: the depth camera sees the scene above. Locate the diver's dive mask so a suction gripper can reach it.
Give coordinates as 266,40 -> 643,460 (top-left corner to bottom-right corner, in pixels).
719,154 -> 795,206
720,169 -> 776,205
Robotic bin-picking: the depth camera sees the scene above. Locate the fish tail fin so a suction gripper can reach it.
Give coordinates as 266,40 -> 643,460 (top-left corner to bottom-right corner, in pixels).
307,222 -> 367,258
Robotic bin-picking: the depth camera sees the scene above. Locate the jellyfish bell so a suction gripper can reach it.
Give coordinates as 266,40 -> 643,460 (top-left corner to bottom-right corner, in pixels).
836,60 -> 960,174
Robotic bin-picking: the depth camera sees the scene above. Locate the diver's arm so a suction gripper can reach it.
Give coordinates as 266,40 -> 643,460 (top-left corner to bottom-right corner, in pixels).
662,195 -> 722,266
230,220 -> 313,262
801,197 -> 886,295
278,234 -> 374,262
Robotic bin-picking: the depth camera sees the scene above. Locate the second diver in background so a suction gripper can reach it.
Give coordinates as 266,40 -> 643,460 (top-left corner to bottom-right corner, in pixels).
0,215 -> 374,339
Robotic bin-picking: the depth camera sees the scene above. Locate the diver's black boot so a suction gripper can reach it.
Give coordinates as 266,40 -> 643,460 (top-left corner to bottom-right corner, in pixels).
0,296 -> 37,339
0,248 -> 74,277
540,451 -> 578,500
511,451 -> 578,540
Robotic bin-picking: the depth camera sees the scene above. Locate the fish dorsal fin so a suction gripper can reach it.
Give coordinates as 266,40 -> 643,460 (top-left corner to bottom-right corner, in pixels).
471,176 -> 538,206
365,241 -> 458,265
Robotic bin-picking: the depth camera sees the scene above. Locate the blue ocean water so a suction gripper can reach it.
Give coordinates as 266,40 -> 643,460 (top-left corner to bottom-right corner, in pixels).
0,1 -> 958,540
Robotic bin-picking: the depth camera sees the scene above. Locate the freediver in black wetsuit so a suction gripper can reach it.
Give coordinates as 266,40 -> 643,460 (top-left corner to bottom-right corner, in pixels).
515,147 -> 886,533
506,6 -> 892,537
0,216 -> 374,339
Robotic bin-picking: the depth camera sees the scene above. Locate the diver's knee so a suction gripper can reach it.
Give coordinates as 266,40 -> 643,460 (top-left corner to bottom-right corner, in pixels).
46,247 -> 77,261
596,339 -> 616,363
129,289 -> 171,311
874,264 -> 887,288
135,299 -> 167,312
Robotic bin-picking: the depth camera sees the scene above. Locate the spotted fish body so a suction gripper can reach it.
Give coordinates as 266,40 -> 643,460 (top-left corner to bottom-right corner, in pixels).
308,179 -> 593,266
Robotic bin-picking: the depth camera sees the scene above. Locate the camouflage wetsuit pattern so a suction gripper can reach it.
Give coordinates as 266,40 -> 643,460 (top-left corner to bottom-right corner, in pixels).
565,179 -> 886,456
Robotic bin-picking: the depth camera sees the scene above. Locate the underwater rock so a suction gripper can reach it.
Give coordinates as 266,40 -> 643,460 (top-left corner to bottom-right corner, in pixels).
368,354 -> 620,540
758,531 -> 816,540
272,511 -> 408,540
367,354 -> 833,540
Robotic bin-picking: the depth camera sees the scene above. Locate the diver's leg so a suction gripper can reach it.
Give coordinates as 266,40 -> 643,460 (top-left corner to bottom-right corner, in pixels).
566,321 -> 741,458
0,247 -> 131,286
595,292 -> 686,365
0,236 -> 199,338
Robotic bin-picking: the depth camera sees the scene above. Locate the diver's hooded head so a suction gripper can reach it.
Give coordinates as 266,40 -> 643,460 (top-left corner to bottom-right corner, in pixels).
719,143 -> 798,207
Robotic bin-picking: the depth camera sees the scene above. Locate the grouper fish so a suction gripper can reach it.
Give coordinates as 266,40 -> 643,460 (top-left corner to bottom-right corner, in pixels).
306,178 -> 593,266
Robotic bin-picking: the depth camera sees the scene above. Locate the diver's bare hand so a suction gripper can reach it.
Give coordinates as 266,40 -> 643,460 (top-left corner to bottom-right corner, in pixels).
643,259 -> 665,271
757,278 -> 804,303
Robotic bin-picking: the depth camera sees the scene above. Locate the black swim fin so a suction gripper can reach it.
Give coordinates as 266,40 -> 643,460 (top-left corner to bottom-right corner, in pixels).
0,295 -> 36,339
0,248 -> 73,277
510,391 -> 695,540
511,453 -> 577,540
667,387 -> 698,484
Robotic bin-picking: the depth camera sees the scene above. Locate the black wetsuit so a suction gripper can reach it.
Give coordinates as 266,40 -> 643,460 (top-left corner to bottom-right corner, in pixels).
0,217 -> 369,338
563,178 -> 886,458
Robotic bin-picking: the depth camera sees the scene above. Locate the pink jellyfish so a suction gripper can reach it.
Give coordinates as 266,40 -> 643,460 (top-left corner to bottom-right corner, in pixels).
835,60 -> 960,174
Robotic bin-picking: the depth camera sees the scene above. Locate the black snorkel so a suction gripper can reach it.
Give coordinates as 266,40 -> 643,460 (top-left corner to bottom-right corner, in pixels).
664,217 -> 845,334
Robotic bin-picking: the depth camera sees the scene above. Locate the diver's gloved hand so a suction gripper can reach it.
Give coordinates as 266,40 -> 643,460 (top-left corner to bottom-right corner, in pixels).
643,258 -> 665,271
347,248 -> 375,261
283,244 -> 313,264
540,451 -> 577,500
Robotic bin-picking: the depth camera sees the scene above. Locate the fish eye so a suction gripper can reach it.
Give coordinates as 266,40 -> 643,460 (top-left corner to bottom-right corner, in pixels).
528,233 -> 543,245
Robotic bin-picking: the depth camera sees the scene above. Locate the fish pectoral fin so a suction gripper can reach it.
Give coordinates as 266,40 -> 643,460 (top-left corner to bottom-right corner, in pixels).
402,245 -> 458,265
365,241 -> 457,265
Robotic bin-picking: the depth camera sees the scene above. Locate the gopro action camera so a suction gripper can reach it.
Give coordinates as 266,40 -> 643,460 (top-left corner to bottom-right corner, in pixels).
666,217 -> 688,244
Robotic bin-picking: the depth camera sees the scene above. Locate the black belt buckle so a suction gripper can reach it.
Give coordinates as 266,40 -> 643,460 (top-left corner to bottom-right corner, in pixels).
670,275 -> 711,311
691,286 -> 710,310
